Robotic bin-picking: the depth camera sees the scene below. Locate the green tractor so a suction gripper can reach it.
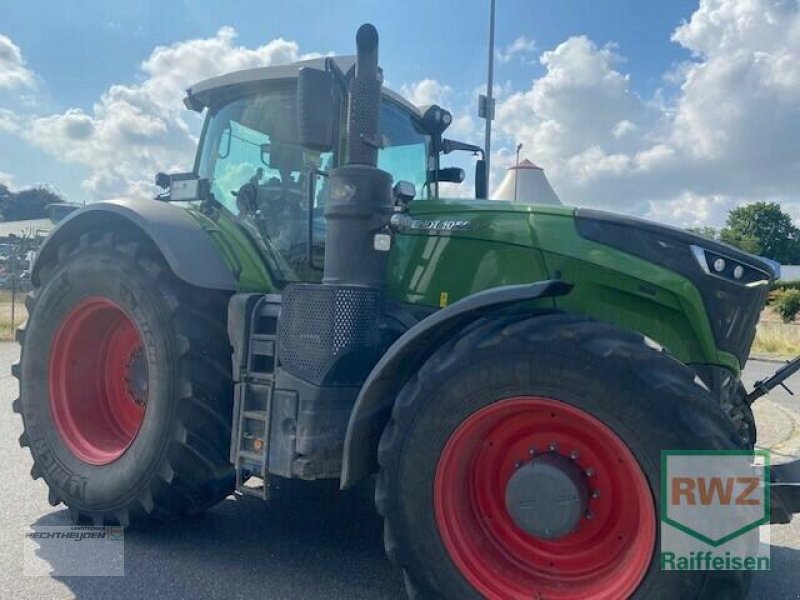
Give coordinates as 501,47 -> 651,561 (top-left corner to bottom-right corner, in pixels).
13,23 -> 800,599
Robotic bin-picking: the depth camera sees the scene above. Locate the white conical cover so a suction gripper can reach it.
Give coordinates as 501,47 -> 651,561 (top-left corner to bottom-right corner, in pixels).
492,159 -> 561,205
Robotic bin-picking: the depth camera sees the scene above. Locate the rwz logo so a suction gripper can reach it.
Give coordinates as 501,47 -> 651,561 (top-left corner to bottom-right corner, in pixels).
670,476 -> 761,507
661,450 -> 770,549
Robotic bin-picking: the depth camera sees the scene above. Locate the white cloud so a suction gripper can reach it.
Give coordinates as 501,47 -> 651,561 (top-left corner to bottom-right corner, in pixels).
25,27 -> 321,201
6,0 -> 800,227
0,108 -> 22,133
488,0 -> 800,227
0,170 -> 15,187
400,78 -> 453,108
497,36 -> 537,63
646,191 -> 739,228
0,35 -> 35,89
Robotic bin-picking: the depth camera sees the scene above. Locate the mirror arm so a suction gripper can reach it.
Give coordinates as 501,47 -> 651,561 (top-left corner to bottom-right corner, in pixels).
325,58 -> 349,95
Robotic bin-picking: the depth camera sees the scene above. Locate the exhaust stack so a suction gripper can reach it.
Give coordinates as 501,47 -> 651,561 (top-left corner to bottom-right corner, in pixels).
346,24 -> 381,167
323,23 -> 393,287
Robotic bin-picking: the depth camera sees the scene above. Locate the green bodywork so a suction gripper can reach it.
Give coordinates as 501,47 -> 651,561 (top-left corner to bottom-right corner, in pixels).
388,200 -> 736,373
184,206 -> 274,292
196,196 -> 738,374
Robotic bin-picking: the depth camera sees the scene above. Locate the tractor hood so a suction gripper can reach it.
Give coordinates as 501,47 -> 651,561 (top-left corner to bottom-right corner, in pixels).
573,208 -> 779,282
573,207 -> 776,366
400,199 -> 775,366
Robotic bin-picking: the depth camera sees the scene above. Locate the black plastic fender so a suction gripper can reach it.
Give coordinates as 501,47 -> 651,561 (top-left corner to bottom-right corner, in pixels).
340,280 -> 572,488
32,199 -> 237,290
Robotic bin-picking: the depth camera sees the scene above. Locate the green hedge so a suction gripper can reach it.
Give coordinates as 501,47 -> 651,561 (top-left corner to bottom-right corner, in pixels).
767,280 -> 800,306
772,289 -> 800,322
773,280 -> 800,292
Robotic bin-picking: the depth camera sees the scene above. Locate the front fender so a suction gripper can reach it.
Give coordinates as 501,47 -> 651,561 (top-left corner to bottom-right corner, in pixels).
340,279 -> 572,488
32,199 -> 237,290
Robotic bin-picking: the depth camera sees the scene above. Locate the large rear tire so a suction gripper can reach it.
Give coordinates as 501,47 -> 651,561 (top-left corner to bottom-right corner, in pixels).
376,314 -> 750,599
14,228 -> 234,525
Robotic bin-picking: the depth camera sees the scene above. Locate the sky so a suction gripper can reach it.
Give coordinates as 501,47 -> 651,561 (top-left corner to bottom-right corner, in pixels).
0,0 -> 798,228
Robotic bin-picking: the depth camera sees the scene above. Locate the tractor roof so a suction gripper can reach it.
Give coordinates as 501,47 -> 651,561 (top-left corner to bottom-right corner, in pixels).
187,56 -> 420,116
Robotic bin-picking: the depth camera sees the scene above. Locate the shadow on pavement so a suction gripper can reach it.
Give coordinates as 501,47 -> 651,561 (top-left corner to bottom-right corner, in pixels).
29,476 -> 799,600
31,478 -> 405,600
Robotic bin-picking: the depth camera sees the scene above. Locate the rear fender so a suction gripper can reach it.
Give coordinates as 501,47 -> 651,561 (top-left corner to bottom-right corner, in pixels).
32,199 -> 237,290
340,280 -> 572,488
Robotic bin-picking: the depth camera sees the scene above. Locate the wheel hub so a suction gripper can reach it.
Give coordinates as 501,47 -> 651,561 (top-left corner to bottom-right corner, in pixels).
505,452 -> 589,539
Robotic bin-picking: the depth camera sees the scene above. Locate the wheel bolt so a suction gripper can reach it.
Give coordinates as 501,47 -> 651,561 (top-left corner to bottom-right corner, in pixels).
585,467 -> 595,477
592,490 -> 601,499
529,448 -> 536,456
585,510 -> 594,520
549,442 -> 558,452
514,461 -> 522,469
569,450 -> 580,460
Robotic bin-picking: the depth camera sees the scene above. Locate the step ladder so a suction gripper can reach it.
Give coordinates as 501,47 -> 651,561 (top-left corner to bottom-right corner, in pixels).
230,295 -> 281,500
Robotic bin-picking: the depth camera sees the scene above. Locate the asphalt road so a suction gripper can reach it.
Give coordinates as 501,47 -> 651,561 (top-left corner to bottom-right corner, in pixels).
0,343 -> 797,599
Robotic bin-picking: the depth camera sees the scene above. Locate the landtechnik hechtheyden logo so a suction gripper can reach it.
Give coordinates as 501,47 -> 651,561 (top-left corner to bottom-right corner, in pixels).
661,450 -> 770,571
23,525 -> 125,576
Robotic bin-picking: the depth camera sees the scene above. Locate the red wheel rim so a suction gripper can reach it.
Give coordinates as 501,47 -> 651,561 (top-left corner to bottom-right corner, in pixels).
49,297 -> 148,465
434,397 -> 656,600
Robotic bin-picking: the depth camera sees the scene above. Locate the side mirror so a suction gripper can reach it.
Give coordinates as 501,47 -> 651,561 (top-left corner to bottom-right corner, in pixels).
475,159 -> 488,199
297,68 -> 335,152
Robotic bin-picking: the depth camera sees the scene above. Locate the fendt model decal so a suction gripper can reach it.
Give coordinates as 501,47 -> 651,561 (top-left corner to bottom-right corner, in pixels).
408,219 -> 472,232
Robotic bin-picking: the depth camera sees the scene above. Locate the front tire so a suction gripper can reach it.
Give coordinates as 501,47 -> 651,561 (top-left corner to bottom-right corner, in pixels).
376,314 -> 750,599
14,229 -> 234,525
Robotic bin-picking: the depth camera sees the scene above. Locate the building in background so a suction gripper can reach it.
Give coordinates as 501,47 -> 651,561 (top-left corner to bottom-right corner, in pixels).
492,159 -> 561,205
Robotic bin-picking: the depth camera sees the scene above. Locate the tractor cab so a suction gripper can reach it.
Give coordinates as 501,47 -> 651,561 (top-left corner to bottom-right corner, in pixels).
181,57 -> 486,282
185,58 -> 437,280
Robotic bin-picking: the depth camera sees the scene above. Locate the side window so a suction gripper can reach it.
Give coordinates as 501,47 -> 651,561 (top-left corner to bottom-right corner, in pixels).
210,121 -> 275,214
199,89 -> 329,282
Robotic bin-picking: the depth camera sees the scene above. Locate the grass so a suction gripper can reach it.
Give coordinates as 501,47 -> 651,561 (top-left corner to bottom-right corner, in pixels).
0,293 -> 27,341
751,321 -> 800,357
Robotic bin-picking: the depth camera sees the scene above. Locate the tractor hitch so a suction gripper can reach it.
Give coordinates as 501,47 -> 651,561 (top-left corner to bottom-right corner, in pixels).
747,354 -> 800,523
747,354 -> 800,403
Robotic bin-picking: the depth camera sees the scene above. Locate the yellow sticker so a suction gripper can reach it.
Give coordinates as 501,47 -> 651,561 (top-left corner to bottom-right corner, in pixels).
439,291 -> 449,307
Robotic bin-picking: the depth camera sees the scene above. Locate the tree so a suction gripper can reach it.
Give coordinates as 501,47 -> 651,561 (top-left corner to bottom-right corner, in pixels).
687,226 -> 718,240
0,185 -> 63,221
720,202 -> 800,263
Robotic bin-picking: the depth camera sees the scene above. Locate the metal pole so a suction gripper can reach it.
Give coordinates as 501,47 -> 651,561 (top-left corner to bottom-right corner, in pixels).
514,143 -> 522,202
10,242 -> 15,329
484,0 -> 496,180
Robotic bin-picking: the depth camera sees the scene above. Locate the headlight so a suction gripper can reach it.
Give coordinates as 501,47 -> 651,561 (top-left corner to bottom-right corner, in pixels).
690,245 -> 772,286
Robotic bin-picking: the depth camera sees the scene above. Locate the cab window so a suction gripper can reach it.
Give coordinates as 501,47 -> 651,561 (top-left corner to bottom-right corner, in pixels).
198,88 -> 331,282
